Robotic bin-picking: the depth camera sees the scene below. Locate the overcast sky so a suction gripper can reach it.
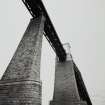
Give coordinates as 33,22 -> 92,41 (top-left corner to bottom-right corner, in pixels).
0,0 -> 105,105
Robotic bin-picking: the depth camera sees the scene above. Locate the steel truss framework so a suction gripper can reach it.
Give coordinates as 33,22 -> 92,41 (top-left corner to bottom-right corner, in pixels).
22,0 -> 66,62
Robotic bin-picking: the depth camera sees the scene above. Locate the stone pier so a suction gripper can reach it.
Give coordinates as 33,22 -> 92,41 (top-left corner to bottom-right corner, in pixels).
0,15 -> 45,105
50,44 -> 91,105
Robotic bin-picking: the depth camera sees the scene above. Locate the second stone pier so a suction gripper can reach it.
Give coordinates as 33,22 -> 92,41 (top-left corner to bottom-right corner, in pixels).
50,44 -> 88,105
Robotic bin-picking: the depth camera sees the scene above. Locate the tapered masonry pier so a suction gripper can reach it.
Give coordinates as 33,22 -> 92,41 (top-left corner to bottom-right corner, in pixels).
50,44 -> 92,105
0,15 -> 45,105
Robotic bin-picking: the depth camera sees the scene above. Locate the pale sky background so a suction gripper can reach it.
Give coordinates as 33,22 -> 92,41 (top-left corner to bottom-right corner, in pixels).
0,0 -> 105,105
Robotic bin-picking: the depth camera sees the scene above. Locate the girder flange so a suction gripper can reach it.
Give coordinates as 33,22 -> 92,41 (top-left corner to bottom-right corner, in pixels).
22,0 -> 66,62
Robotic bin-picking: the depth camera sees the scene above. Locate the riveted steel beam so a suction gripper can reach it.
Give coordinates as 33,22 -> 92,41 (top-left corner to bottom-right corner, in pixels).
22,0 -> 66,62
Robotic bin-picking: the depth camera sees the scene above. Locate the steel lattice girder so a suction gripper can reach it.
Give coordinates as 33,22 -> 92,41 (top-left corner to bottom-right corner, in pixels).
22,0 -> 66,62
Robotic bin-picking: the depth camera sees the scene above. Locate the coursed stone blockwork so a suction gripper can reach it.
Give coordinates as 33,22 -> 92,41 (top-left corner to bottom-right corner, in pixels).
50,44 -> 88,105
2,16 -> 45,81
0,80 -> 41,105
53,61 -> 80,102
0,15 -> 45,105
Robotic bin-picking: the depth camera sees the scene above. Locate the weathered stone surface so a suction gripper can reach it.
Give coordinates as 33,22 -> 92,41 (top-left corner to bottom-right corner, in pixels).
50,44 -> 88,105
0,15 -> 45,105
2,16 -> 45,81
0,80 -> 41,105
53,60 -> 80,102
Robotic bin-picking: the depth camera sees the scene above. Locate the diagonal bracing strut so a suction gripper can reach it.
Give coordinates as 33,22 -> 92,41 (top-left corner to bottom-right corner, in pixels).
22,0 -> 66,62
